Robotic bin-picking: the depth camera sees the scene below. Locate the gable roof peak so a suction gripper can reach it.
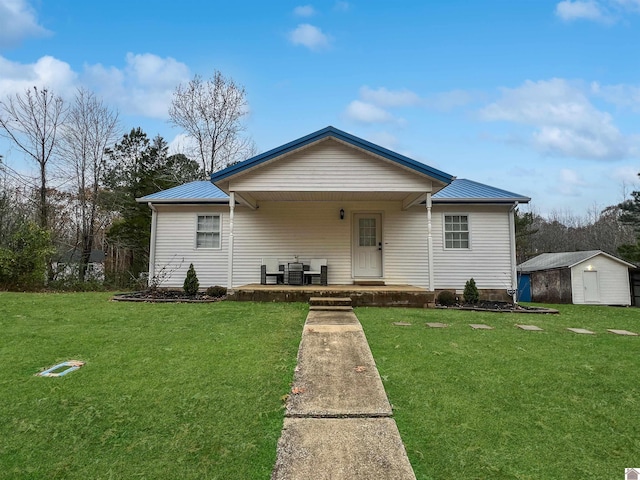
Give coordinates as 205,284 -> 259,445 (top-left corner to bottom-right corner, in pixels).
210,126 -> 455,185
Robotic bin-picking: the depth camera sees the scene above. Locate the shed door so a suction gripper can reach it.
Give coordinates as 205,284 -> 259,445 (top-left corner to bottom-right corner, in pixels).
353,214 -> 382,278
518,273 -> 531,302
583,270 -> 600,303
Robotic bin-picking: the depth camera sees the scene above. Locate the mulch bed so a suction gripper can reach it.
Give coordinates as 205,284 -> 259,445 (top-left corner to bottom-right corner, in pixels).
112,290 -> 226,303
436,301 -> 559,314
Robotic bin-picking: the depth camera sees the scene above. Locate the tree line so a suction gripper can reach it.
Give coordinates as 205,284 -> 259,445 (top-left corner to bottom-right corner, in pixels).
516,200 -> 640,265
0,72 -> 251,290
2,73 -> 640,291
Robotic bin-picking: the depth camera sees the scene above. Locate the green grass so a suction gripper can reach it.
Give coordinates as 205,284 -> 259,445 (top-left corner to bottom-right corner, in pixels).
0,293 -> 306,479
356,305 -> 640,480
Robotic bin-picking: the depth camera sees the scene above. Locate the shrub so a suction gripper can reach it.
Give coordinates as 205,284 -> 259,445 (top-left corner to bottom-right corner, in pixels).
206,285 -> 227,297
183,263 -> 200,296
0,222 -> 54,290
437,290 -> 456,306
463,278 -> 479,304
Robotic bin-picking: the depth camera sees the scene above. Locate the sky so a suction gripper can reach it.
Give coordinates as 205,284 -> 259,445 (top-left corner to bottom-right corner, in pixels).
1,0 -> 640,217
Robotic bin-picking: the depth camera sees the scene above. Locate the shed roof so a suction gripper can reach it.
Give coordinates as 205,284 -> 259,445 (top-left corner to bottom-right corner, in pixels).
432,178 -> 530,204
518,250 -> 635,272
210,126 -> 455,185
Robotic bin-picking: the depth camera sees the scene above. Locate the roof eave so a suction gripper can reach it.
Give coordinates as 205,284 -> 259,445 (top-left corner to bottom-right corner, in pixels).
135,197 -> 229,204
431,197 -> 530,204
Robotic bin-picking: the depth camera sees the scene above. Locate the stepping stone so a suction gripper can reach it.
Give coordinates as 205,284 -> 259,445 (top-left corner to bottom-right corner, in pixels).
567,328 -> 595,335
426,322 -> 448,328
516,324 -> 543,331
469,324 -> 494,330
393,322 -> 412,326
607,329 -> 638,336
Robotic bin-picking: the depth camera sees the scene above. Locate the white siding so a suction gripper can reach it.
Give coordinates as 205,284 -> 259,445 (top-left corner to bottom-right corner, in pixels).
151,202 -> 517,291
152,205 -> 229,288
383,204 -> 429,286
570,256 -> 631,305
228,140 -> 433,193
432,205 -> 513,291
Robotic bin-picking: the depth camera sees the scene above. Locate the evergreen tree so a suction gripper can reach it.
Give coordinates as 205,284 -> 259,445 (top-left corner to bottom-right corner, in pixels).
463,278 -> 479,304
183,263 -> 199,296
102,128 -> 202,284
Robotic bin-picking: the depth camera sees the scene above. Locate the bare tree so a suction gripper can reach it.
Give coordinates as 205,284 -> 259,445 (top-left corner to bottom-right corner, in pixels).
60,88 -> 119,281
169,71 -> 255,174
0,87 -> 66,229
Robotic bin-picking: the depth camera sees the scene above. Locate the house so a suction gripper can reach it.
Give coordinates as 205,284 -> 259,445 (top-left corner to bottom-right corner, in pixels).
52,249 -> 106,282
138,126 -> 529,300
517,250 -> 634,305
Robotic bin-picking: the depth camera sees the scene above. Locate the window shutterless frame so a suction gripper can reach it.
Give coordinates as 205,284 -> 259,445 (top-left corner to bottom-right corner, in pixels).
195,214 -> 221,249
443,213 -> 470,249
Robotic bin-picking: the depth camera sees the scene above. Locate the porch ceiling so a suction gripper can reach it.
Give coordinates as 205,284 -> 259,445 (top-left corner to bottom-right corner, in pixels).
239,190 -> 424,202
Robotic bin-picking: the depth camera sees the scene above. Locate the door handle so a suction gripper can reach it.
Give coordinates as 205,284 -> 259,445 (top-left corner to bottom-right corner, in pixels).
378,242 -> 382,251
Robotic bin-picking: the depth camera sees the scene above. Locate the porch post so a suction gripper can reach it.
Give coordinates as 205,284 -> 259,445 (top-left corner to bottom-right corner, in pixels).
227,191 -> 235,293
426,193 -> 434,291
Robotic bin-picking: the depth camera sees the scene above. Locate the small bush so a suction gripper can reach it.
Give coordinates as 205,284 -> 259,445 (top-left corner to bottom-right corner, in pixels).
437,290 -> 456,306
463,278 -> 479,304
183,263 -> 200,296
206,285 -> 227,298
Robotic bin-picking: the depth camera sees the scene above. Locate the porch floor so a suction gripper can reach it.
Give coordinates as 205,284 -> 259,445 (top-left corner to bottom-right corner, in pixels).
229,284 -> 435,308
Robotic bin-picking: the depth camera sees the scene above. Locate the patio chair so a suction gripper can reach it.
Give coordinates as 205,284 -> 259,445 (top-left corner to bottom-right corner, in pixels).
261,259 -> 284,284
303,258 -> 327,285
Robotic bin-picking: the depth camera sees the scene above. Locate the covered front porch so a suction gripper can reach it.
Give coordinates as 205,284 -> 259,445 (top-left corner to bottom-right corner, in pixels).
228,283 -> 435,308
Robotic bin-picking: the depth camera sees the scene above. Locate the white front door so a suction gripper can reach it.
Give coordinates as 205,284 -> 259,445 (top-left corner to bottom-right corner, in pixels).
353,213 -> 382,277
583,270 -> 600,303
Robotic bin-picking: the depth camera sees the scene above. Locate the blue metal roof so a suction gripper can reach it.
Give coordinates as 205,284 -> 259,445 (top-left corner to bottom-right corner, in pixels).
433,179 -> 530,203
210,126 -> 455,185
138,178 -> 529,204
136,181 -> 228,203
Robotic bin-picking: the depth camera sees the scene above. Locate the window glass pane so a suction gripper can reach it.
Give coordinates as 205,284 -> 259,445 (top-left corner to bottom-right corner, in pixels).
444,215 -> 469,249
359,218 -> 376,247
196,215 -> 220,248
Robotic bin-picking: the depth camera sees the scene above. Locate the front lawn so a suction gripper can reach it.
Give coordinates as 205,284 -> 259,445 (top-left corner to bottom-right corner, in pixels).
357,305 -> 640,480
0,293 -> 306,479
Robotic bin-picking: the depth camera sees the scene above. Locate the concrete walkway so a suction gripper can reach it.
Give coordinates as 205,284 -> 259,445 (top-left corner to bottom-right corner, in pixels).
271,302 -> 416,479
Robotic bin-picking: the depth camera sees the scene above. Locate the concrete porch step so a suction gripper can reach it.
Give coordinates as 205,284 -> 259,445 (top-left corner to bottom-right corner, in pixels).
309,296 -> 352,307
309,305 -> 354,312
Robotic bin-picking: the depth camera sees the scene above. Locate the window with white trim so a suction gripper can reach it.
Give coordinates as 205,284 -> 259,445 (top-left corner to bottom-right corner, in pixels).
444,214 -> 469,249
196,215 -> 221,249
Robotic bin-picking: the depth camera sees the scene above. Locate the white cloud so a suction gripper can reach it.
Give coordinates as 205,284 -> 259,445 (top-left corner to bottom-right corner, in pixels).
360,86 -> 421,108
555,0 -> 640,23
0,53 -> 190,120
334,1 -> 350,11
0,55 -> 77,98
293,5 -> 316,17
344,100 -> 396,124
289,24 -> 330,50
480,78 -> 630,160
611,0 -> 640,11
555,0 -> 609,22
610,165 -> 640,183
423,89 -> 478,111
551,168 -> 587,196
0,0 -> 50,48
367,131 -> 398,150
591,81 -> 640,111
83,53 -> 190,118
